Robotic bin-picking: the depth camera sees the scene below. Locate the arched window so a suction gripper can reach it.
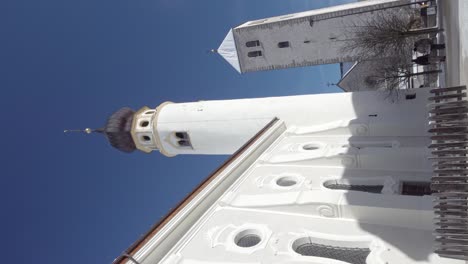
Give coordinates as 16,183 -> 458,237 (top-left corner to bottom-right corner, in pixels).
246,40 -> 260,47
293,238 -> 370,264
248,51 -> 262,58
277,41 -> 290,48
140,121 -> 149,127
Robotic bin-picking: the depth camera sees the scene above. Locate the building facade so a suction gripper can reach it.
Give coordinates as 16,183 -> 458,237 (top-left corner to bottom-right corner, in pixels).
217,0 -> 413,73
102,87 -> 467,264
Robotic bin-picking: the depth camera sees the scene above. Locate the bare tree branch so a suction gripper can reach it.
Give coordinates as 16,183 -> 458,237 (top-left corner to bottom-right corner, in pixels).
341,8 -> 442,60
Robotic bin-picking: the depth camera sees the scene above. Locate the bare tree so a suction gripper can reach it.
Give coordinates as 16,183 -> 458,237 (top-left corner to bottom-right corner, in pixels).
365,57 -> 441,93
342,8 -> 443,60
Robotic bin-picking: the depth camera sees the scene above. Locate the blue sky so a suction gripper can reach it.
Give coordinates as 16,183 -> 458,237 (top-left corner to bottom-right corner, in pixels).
0,0 -> 354,263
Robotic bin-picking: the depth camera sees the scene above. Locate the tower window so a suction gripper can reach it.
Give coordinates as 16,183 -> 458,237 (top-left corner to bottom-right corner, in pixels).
246,40 -> 260,47
175,132 -> 192,148
145,111 -> 155,115
278,41 -> 290,48
140,121 -> 149,127
175,132 -> 188,139
142,135 -> 151,142
248,51 -> 262,58
178,140 -> 191,147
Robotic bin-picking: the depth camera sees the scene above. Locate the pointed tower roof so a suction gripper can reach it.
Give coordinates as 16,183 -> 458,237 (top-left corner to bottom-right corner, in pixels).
218,29 -> 241,73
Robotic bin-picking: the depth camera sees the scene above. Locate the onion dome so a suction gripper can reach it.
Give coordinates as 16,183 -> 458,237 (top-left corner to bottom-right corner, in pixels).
98,107 -> 136,153
64,107 -> 137,153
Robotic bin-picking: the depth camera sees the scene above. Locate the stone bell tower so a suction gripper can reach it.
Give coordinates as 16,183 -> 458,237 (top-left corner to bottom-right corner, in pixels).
216,0 -> 413,73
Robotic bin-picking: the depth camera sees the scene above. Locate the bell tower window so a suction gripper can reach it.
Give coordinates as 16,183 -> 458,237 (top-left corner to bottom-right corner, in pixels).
248,51 -> 262,58
246,40 -> 260,47
178,140 -> 191,147
278,41 -> 290,48
175,132 -> 192,148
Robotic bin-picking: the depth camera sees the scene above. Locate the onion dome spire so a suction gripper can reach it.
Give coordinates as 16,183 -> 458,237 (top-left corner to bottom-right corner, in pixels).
64,107 -> 137,153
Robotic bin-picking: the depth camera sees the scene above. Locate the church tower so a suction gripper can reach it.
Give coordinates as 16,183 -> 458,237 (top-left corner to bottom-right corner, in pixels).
95,89 -> 430,158
216,0 -> 413,73
109,86 -> 468,264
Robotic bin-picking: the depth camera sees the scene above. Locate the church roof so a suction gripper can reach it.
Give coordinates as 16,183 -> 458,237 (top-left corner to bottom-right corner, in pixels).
100,107 -> 136,153
218,29 -> 241,73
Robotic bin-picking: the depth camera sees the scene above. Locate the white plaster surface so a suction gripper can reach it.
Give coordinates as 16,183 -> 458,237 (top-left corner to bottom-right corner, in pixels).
440,0 -> 468,87
154,89 -> 431,156
128,88 -> 462,264
151,122 -> 459,264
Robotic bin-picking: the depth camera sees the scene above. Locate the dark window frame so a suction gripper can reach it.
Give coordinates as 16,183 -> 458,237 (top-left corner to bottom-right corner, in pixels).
175,132 -> 193,148
278,41 -> 290,48
246,40 -> 260,48
247,51 -> 262,58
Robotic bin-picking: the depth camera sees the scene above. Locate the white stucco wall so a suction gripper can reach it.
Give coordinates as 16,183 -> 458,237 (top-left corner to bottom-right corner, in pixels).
154,88 -> 430,156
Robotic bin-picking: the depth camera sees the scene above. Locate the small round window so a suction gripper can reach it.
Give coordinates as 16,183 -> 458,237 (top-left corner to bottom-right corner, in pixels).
303,144 -> 320,151
276,176 -> 297,187
142,135 -> 151,142
234,229 -> 262,248
140,121 -> 149,127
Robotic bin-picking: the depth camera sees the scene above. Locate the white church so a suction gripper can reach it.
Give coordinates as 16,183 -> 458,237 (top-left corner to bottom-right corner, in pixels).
100,1 -> 468,264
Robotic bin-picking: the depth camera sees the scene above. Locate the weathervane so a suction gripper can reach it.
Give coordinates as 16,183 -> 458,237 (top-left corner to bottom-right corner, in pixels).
63,128 -> 102,134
